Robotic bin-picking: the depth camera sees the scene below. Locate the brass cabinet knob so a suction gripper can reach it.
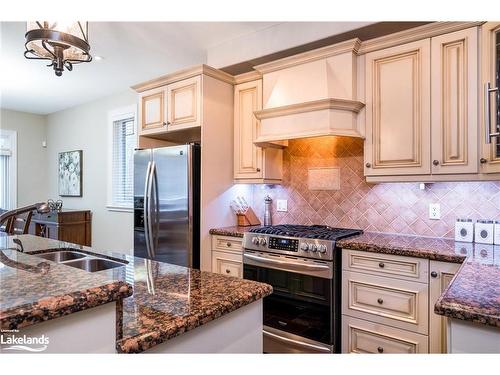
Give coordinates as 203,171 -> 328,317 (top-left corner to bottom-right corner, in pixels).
480,158 -> 487,164
256,168 -> 261,172
378,262 -> 385,268
432,160 -> 440,166
225,269 -> 230,274
365,163 -> 371,168
377,346 -> 384,353
431,271 -> 438,278
226,242 -> 232,247
377,298 -> 384,305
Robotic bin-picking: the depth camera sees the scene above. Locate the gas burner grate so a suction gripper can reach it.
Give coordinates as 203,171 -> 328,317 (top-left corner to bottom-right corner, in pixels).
249,224 -> 362,241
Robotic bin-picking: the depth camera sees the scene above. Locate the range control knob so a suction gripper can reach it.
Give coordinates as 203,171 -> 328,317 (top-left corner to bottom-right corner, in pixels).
259,238 -> 267,246
318,244 -> 327,254
300,243 -> 309,251
308,243 -> 317,252
251,237 -> 260,245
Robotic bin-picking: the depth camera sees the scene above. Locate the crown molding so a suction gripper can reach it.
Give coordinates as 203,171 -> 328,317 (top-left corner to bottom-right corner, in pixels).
253,38 -> 362,74
233,70 -> 262,85
132,64 -> 235,92
254,98 -> 365,120
358,21 -> 485,55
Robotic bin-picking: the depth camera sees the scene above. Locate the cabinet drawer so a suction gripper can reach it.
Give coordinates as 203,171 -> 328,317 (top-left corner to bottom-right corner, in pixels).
342,249 -> 429,283
342,316 -> 428,354
342,271 -> 428,334
212,250 -> 243,278
211,235 -> 243,253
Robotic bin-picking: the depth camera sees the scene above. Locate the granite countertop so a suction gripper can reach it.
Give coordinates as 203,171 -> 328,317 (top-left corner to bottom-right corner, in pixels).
0,235 -> 272,353
209,225 -> 261,238
338,232 -> 500,328
0,237 -> 132,331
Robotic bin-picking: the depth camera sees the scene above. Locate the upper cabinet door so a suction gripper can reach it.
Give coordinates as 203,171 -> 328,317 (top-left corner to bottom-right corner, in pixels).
431,27 -> 478,175
139,87 -> 167,134
234,80 -> 264,180
364,39 -> 431,176
167,75 -> 201,130
480,22 -> 500,173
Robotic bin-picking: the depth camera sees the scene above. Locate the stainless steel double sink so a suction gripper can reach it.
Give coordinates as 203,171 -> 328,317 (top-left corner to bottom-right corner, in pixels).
34,248 -> 127,272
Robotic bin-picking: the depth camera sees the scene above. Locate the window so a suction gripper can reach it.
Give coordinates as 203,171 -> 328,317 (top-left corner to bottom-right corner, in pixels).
0,129 -> 17,210
107,106 -> 137,211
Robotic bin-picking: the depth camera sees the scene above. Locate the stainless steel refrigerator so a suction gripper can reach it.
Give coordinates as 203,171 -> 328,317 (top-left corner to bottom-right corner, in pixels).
134,144 -> 200,268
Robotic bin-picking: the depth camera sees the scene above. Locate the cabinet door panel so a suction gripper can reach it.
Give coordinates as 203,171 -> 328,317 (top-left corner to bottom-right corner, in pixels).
234,80 -> 263,179
211,250 -> 243,278
431,27 -> 478,174
480,22 -> 500,173
429,260 -> 460,353
139,88 -> 166,133
167,76 -> 201,130
365,39 -> 431,176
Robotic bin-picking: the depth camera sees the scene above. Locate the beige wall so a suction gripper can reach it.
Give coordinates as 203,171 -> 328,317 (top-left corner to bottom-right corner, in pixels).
45,90 -> 137,254
0,109 -> 48,206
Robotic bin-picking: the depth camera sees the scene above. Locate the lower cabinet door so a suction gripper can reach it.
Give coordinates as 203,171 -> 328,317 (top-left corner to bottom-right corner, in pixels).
342,315 -> 429,354
212,250 -> 243,278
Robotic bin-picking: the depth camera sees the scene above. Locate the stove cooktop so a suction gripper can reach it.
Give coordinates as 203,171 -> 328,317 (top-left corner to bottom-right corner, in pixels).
249,224 -> 362,241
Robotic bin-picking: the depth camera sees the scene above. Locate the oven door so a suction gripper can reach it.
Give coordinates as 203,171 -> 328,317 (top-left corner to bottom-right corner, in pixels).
243,250 -> 334,353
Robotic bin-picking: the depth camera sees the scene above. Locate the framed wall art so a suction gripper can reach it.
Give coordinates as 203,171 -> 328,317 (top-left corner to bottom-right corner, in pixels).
58,150 -> 82,197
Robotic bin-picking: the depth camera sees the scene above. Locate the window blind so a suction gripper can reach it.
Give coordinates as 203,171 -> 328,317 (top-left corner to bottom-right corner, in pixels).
111,117 -> 136,208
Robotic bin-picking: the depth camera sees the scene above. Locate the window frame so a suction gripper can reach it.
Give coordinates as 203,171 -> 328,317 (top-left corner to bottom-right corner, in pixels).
0,129 -> 17,210
107,105 -> 137,212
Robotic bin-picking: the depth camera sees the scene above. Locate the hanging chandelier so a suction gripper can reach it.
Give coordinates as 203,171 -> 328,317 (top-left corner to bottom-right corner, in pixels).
24,21 -> 92,77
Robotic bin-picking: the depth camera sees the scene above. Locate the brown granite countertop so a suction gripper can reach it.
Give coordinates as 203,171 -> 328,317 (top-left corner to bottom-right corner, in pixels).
1,235 -> 272,353
338,232 -> 500,328
209,225 -> 262,238
0,237 -> 132,331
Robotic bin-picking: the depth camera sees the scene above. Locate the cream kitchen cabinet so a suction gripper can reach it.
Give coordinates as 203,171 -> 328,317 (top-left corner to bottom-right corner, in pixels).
211,235 -> 243,277
480,22 -> 500,173
233,79 -> 283,184
139,86 -> 167,134
166,75 -> 201,131
364,27 -> 480,181
364,38 -> 431,177
429,260 -> 460,353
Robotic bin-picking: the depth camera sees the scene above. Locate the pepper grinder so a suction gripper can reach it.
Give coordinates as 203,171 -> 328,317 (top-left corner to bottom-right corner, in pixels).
264,195 -> 272,226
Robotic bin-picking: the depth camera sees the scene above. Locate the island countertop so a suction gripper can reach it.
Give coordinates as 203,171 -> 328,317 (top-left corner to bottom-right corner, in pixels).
337,232 -> 500,328
0,237 -> 132,331
0,235 -> 272,353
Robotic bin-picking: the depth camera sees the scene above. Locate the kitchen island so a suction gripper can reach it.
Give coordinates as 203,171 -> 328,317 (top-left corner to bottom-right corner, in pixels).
0,234 -> 272,353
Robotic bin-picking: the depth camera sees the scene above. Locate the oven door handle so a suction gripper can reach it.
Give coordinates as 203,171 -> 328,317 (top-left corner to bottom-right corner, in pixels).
263,329 -> 332,353
243,253 -> 330,271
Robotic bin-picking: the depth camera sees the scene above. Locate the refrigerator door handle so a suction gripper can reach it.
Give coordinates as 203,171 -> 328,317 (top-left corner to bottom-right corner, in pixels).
143,160 -> 152,259
150,161 -> 159,258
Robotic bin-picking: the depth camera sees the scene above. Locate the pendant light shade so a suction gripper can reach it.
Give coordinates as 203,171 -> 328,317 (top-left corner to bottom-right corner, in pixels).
24,21 -> 92,76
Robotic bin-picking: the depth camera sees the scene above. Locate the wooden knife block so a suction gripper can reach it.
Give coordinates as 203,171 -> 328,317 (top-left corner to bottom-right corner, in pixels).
236,207 -> 261,226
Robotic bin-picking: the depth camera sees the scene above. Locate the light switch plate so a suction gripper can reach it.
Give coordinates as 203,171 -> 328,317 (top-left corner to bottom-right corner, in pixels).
277,199 -> 288,212
429,203 -> 441,220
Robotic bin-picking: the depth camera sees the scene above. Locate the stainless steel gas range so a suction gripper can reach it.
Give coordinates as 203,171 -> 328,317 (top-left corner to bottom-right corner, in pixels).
242,224 -> 362,354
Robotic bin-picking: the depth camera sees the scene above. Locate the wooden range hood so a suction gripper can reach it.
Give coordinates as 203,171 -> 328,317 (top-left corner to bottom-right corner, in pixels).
252,38 -> 365,143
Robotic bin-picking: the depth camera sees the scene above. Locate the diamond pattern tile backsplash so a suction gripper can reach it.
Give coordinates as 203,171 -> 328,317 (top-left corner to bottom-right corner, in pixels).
252,136 -> 500,238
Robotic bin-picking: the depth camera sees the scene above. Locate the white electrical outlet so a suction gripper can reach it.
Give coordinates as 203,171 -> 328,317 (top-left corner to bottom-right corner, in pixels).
277,199 -> 288,212
429,203 -> 441,220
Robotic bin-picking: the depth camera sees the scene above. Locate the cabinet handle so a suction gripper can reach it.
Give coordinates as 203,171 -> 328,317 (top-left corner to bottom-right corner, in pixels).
432,160 -> 440,166
378,262 -> 385,268
480,158 -> 488,164
377,346 -> 384,353
485,82 -> 500,144
225,269 -> 230,274
256,168 -> 261,172
365,163 -> 371,168
377,298 -> 384,305
431,271 -> 438,278
226,242 -> 232,247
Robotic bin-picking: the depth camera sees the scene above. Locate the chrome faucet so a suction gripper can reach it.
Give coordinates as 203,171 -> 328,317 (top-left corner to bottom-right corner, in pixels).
0,202 -> 51,244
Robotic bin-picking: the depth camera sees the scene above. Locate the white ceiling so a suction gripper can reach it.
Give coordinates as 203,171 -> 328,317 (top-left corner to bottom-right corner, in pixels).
0,22 -> 278,114
0,21 -> 372,115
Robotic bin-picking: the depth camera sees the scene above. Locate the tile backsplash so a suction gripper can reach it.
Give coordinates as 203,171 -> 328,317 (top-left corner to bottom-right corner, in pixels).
252,136 -> 500,238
